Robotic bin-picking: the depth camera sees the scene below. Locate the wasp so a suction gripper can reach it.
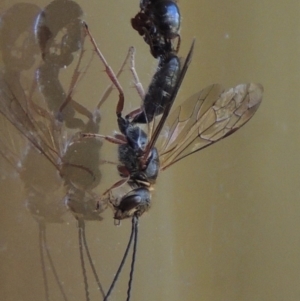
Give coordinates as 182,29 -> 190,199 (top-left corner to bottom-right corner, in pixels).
94,48 -> 263,222
131,0 -> 181,59
82,25 -> 263,300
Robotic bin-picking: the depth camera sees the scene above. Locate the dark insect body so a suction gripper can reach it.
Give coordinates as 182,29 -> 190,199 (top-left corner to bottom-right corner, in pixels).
128,53 -> 181,123
130,0 -> 183,125
131,0 -> 181,59
111,40 -> 194,219
83,24 -> 263,301
81,24 -> 195,300
114,82 -> 264,220
84,25 -> 194,221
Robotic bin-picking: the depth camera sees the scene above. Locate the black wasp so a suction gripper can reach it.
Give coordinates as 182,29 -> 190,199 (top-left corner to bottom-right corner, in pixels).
131,0 -> 181,59
84,25 -> 263,301
127,47 -> 182,124
131,1 -> 182,124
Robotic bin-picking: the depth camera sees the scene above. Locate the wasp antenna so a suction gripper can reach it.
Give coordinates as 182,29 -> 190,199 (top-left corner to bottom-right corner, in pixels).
126,216 -> 139,301
104,216 -> 137,301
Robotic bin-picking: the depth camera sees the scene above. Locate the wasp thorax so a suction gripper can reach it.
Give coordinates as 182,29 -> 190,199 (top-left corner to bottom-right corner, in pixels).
126,125 -> 148,154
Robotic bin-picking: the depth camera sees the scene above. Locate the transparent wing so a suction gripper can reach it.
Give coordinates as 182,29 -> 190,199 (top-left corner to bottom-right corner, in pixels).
0,116 -> 24,176
0,76 -> 64,171
159,83 -> 263,170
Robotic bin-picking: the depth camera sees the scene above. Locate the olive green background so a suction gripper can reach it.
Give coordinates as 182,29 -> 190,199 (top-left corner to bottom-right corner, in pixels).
0,1 -> 299,300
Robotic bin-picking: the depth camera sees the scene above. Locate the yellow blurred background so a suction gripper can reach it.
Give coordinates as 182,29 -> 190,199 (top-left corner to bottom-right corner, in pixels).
0,1 -> 299,300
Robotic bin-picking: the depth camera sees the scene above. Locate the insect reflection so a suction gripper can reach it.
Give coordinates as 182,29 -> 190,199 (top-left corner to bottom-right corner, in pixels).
0,3 -> 135,299
83,25 -> 263,300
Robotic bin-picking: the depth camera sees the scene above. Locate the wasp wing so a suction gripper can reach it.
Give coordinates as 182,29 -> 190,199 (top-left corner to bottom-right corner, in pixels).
159,83 -> 263,170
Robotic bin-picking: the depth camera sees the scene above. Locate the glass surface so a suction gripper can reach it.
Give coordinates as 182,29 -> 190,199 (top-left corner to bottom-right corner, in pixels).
0,1 -> 299,301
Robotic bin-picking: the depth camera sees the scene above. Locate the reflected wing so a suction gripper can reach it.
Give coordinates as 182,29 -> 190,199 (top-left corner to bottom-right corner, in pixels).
0,114 -> 26,175
0,76 -> 63,171
159,83 -> 263,170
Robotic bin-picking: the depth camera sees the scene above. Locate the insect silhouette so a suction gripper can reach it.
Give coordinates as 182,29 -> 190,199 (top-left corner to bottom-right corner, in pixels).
131,0 -> 181,59
34,0 -> 93,130
83,25 -> 263,301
